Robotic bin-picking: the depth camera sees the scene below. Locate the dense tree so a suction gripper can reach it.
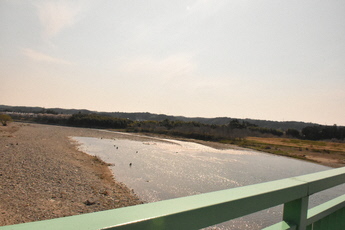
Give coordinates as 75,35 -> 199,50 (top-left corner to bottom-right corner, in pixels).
68,113 -> 132,129
41,109 -> 58,115
302,124 -> 345,140
286,129 -> 301,138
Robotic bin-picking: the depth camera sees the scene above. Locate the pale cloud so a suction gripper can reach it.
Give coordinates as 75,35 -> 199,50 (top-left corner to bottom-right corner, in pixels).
22,48 -> 72,65
118,54 -> 197,81
34,0 -> 84,38
186,0 -> 227,16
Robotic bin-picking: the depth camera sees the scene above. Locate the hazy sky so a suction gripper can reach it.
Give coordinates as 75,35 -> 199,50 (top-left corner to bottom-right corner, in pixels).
1,0 -> 345,125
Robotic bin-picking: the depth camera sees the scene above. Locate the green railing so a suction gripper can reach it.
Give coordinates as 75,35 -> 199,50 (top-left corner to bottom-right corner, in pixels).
1,167 -> 344,230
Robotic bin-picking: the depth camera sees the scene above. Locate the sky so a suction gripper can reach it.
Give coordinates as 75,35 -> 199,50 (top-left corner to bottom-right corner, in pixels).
1,0 -> 345,126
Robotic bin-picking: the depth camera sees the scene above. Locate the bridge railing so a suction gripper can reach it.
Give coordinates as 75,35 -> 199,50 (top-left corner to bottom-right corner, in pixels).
1,167 -> 344,230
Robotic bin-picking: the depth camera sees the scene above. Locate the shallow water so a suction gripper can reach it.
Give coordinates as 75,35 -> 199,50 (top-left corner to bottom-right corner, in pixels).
72,134 -> 344,229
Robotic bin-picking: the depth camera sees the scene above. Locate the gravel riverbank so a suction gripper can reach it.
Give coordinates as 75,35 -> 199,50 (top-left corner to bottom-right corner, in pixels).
0,122 -> 146,226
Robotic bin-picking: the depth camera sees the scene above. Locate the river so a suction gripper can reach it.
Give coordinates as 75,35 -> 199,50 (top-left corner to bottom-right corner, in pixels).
72,133 -> 344,229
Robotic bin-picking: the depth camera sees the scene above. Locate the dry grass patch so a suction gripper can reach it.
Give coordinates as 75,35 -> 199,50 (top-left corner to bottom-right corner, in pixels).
247,137 -> 345,152
224,137 -> 345,168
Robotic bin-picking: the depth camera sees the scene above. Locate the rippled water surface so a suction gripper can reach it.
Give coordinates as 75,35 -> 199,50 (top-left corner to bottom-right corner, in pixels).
72,133 -> 344,229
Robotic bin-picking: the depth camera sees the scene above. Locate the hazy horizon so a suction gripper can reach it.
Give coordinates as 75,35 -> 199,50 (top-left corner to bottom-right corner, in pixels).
1,1 -> 344,126
0,103 -> 338,126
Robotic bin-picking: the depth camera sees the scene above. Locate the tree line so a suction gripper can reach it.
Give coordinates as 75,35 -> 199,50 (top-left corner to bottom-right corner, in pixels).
301,125 -> 344,140
5,112 -> 344,141
1,105 -> 318,130
8,112 -> 131,129
126,118 -> 285,141
67,113 -> 131,129
285,125 -> 345,140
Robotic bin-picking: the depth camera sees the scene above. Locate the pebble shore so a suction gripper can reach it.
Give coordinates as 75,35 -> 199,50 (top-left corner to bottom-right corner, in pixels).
0,122 -> 146,226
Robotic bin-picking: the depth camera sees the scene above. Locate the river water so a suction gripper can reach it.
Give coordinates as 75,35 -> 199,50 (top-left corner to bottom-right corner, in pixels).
72,133 -> 344,229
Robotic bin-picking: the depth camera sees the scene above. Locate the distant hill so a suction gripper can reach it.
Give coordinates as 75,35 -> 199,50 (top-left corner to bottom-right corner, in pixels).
0,104 -> 318,131
0,105 -> 92,115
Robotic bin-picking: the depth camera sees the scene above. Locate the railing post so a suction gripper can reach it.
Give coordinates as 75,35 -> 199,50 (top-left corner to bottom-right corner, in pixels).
283,196 -> 309,230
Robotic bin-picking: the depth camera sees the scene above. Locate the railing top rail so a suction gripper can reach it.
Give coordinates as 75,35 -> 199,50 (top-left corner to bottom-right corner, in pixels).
1,167 -> 344,230
293,167 -> 345,194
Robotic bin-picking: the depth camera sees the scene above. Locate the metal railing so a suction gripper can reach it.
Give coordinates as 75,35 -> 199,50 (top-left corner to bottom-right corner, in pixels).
1,167 -> 344,230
